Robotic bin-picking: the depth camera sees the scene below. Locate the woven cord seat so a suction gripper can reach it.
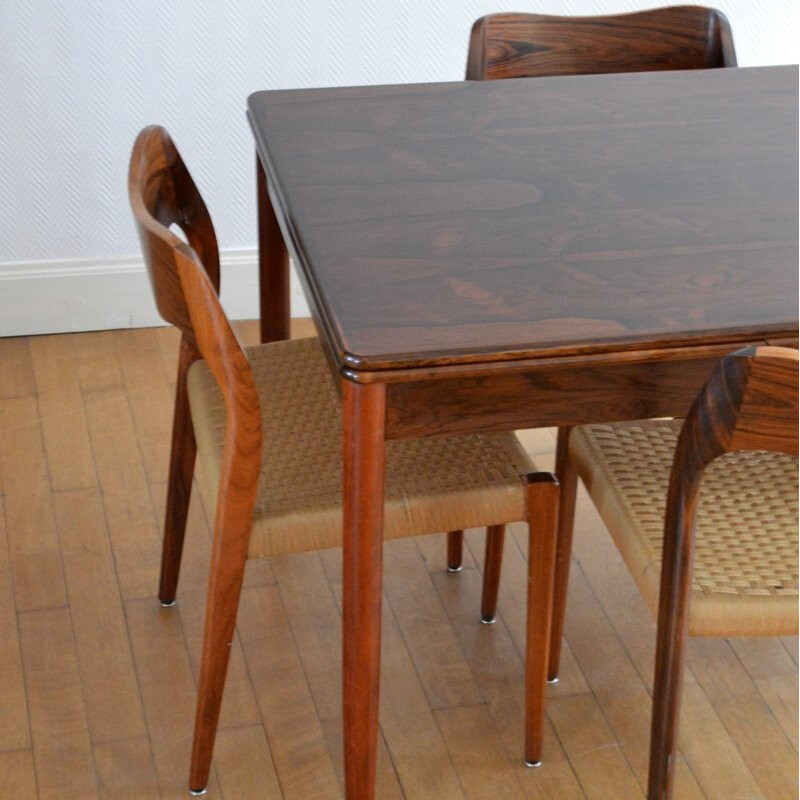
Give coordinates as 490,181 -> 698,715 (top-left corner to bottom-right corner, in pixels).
569,418 -> 799,637
188,335 -> 534,558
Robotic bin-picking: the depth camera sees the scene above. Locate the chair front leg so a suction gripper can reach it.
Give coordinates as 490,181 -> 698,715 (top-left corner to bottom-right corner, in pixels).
647,488 -> 696,800
188,496 -> 252,795
159,334 -> 200,606
524,473 -> 559,766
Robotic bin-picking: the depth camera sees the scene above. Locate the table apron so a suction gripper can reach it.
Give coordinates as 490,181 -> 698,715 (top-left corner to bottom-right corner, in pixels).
384,340 -> 772,440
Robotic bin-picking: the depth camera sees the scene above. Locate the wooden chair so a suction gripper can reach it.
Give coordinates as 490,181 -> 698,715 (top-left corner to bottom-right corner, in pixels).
128,126 -> 547,793
541,347 -> 797,798
453,2 -> 737,659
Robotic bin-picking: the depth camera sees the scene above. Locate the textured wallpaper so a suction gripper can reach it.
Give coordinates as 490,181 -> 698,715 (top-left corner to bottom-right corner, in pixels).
1,0 -> 797,265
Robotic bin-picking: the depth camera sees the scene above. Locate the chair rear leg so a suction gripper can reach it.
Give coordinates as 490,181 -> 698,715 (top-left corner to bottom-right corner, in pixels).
446,530 -> 464,572
524,473 -> 559,767
480,525 -> 505,623
159,335 -> 200,606
548,426 -> 577,681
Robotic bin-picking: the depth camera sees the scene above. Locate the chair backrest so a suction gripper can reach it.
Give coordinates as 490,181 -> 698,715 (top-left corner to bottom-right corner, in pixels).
128,126 -> 221,343
466,6 -> 736,81
128,126 -> 262,514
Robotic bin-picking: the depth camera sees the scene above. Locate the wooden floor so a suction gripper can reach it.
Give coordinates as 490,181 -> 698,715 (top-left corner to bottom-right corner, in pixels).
0,320 -> 796,800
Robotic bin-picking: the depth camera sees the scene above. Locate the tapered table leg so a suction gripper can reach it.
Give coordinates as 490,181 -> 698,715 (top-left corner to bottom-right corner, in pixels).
524,473 -> 559,766
341,378 -> 386,800
256,154 -> 290,344
548,426 -> 577,681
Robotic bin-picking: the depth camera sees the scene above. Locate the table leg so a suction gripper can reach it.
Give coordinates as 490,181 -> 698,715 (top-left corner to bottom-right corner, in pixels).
548,426 -> 577,681
256,153 -> 290,344
342,378 -> 386,800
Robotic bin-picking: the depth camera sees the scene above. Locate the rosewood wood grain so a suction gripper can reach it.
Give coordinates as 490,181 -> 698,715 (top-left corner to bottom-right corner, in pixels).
383,341 -> 766,440
523,473 -> 560,767
341,378 -> 386,800
248,67 -> 796,373
648,346 -> 798,800
549,427 -> 577,681
479,525 -> 505,623
466,6 -> 736,81
257,155 -> 290,344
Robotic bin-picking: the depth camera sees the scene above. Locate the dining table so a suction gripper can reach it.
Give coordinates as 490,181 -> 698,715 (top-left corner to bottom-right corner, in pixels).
247,64 -> 798,799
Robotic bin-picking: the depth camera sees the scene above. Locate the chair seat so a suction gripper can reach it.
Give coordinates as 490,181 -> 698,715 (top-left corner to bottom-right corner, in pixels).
188,336 -> 534,558
570,419 -> 798,637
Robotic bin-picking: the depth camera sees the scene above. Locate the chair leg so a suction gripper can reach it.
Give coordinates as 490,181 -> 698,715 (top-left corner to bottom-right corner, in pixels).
446,530 -> 464,572
646,492 -> 696,800
188,506 -> 252,794
548,426 -> 577,681
524,473 -> 559,767
158,335 -> 199,607
480,525 -> 505,623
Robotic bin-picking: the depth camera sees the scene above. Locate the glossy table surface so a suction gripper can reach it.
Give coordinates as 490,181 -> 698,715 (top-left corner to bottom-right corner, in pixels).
249,65 -> 797,374
248,64 -> 798,800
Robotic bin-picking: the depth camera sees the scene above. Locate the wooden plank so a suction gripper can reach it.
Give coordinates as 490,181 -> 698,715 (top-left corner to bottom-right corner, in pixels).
19,607 -> 98,799
91,737 -> 160,800
382,537 -> 483,710
29,334 -> 96,491
0,750 -> 38,798
547,693 -> 644,800
730,637 -> 799,749
237,584 -> 341,800
0,336 -> 36,399
213,725 -> 282,800
125,596 -> 221,796
677,683 -> 766,800
83,387 -> 161,601
687,637 -> 798,800
271,551 -> 342,722
0,496 -> 31,751
432,567 -> 584,800
53,489 -> 148,744
0,396 -> 66,611
113,328 -> 175,484
70,331 -> 124,394
434,705 -> 527,800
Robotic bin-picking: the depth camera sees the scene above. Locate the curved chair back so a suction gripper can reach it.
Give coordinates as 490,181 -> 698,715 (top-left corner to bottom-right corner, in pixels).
128,126 -> 221,342
651,345 -> 798,798
128,126 -> 261,517
467,6 -> 736,81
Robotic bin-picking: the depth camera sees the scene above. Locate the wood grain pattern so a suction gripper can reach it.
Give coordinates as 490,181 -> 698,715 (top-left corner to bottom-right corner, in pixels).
466,7 -> 736,81
648,346 -> 798,799
248,66 -> 796,374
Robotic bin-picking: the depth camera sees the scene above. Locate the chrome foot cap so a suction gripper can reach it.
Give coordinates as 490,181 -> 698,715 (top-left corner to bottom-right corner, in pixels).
159,599 -> 177,608
546,676 -> 559,684
480,616 -> 496,625
189,788 -> 207,796
447,565 -> 463,573
524,759 -> 543,768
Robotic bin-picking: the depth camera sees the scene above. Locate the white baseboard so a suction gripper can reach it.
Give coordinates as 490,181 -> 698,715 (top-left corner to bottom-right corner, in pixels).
0,249 -> 310,337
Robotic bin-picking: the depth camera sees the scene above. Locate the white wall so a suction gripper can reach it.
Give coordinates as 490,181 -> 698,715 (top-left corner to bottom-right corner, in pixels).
1,0 -> 797,334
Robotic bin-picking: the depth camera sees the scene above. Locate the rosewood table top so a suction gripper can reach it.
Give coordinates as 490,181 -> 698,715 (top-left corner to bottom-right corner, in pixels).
249,65 -> 798,376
